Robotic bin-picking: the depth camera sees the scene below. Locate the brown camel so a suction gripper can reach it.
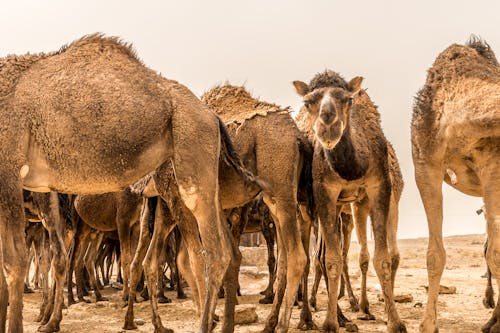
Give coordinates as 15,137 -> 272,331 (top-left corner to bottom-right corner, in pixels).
411,36 -> 500,333
309,139 -> 403,321
293,70 -> 406,333
0,34 -> 248,333
125,84 -> 314,333
73,188 -> 142,302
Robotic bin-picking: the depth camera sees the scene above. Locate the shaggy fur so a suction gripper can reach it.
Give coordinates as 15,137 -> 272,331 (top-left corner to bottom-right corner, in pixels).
294,70 -> 406,333
411,36 -> 500,333
0,34 -> 236,333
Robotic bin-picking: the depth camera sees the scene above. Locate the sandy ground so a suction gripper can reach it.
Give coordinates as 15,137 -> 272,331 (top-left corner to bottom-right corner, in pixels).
20,234 -> 494,333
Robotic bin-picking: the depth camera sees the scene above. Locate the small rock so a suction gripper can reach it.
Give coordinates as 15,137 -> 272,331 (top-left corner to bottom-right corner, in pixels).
234,305 -> 258,325
378,294 -> 414,303
239,266 -> 267,279
422,285 -> 457,294
134,318 -> 145,326
414,302 -> 423,308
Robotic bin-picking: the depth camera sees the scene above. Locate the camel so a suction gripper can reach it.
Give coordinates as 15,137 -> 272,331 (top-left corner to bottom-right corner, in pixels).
411,36 -> 500,333
293,70 -> 406,333
0,34 -> 251,333
125,84 -> 314,333
73,188 -> 142,302
309,141 -> 404,321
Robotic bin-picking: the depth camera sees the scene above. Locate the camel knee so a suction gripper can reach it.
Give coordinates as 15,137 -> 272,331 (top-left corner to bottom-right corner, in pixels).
426,247 -> 446,276
359,250 -> 370,274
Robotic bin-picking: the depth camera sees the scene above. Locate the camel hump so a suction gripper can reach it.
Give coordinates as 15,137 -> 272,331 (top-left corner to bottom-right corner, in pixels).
201,84 -> 289,124
55,33 -> 143,64
466,35 -> 499,66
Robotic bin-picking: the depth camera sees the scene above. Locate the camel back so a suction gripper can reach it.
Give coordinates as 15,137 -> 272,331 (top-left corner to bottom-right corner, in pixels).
4,34 -> 189,179
201,84 -> 290,124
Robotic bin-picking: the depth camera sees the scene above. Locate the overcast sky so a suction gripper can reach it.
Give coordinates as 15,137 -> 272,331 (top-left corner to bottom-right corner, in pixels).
2,0 -> 498,238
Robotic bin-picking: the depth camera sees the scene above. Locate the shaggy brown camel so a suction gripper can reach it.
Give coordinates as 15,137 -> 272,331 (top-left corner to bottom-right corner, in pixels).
0,34 -> 249,333
412,36 -> 500,333
125,84 -> 314,333
202,85 -> 315,333
73,188 -> 142,301
309,140 -> 403,321
293,70 -> 406,333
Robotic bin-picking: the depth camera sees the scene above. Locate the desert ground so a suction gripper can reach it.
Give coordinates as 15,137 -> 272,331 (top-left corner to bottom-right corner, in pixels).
21,234 -> 493,333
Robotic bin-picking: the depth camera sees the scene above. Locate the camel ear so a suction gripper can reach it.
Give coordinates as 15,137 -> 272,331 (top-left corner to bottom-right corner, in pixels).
293,81 -> 309,96
348,76 -> 363,95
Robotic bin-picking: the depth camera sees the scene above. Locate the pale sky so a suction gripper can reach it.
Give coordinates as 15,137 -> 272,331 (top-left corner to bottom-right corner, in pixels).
2,0 -> 497,239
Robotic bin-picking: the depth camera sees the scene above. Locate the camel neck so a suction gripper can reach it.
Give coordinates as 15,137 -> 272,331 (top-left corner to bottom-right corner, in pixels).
322,126 -> 368,181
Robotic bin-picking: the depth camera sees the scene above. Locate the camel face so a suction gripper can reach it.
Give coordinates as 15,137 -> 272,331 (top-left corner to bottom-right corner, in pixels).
303,87 -> 352,149
294,76 -> 363,151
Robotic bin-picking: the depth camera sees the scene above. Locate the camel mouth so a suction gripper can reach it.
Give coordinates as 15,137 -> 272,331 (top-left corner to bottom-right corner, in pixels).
314,121 -> 343,150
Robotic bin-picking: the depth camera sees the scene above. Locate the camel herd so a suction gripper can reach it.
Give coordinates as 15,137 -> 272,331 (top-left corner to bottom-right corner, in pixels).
0,33 -> 498,333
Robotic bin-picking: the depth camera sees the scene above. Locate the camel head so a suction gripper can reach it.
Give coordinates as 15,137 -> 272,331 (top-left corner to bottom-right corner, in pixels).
293,76 -> 363,150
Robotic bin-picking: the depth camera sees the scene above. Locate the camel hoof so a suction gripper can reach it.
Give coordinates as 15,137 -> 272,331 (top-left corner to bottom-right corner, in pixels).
297,319 -> 318,331
484,296 -> 496,309
96,296 -> 108,302
158,295 -> 172,304
154,327 -> 174,333
322,322 -> 340,333
38,323 -> 60,333
357,313 -> 376,321
388,322 -> 407,333
177,292 -> 187,299
123,321 -> 138,330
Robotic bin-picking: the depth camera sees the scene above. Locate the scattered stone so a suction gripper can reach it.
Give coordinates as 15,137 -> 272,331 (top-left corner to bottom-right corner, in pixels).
395,294 -> 414,303
234,305 -> 258,325
422,285 -> 457,294
239,266 -> 267,279
134,318 -> 145,326
377,293 -> 412,303
414,302 -> 423,308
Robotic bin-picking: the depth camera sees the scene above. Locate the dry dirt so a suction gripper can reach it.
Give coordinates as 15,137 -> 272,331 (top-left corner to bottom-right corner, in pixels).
20,234 -> 494,332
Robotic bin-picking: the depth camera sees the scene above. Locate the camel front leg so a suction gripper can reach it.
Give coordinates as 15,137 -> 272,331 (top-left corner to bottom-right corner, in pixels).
353,196 -> 373,319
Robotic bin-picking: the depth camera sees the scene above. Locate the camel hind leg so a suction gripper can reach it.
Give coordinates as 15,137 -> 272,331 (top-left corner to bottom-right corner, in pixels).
33,192 -> 68,333
170,104 -> 232,332
479,160 -> 500,333
142,199 -> 176,333
0,175 -> 27,333
353,197 -> 374,320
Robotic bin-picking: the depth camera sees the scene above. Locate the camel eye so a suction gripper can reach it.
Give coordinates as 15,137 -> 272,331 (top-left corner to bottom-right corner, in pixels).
304,100 -> 311,109
347,97 -> 353,107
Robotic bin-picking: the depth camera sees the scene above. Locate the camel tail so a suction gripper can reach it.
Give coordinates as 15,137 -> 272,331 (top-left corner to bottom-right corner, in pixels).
217,116 -> 272,195
146,197 -> 158,237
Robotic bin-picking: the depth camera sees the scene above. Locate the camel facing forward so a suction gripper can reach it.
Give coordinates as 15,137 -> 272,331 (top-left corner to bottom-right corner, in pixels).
412,36 -> 500,333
